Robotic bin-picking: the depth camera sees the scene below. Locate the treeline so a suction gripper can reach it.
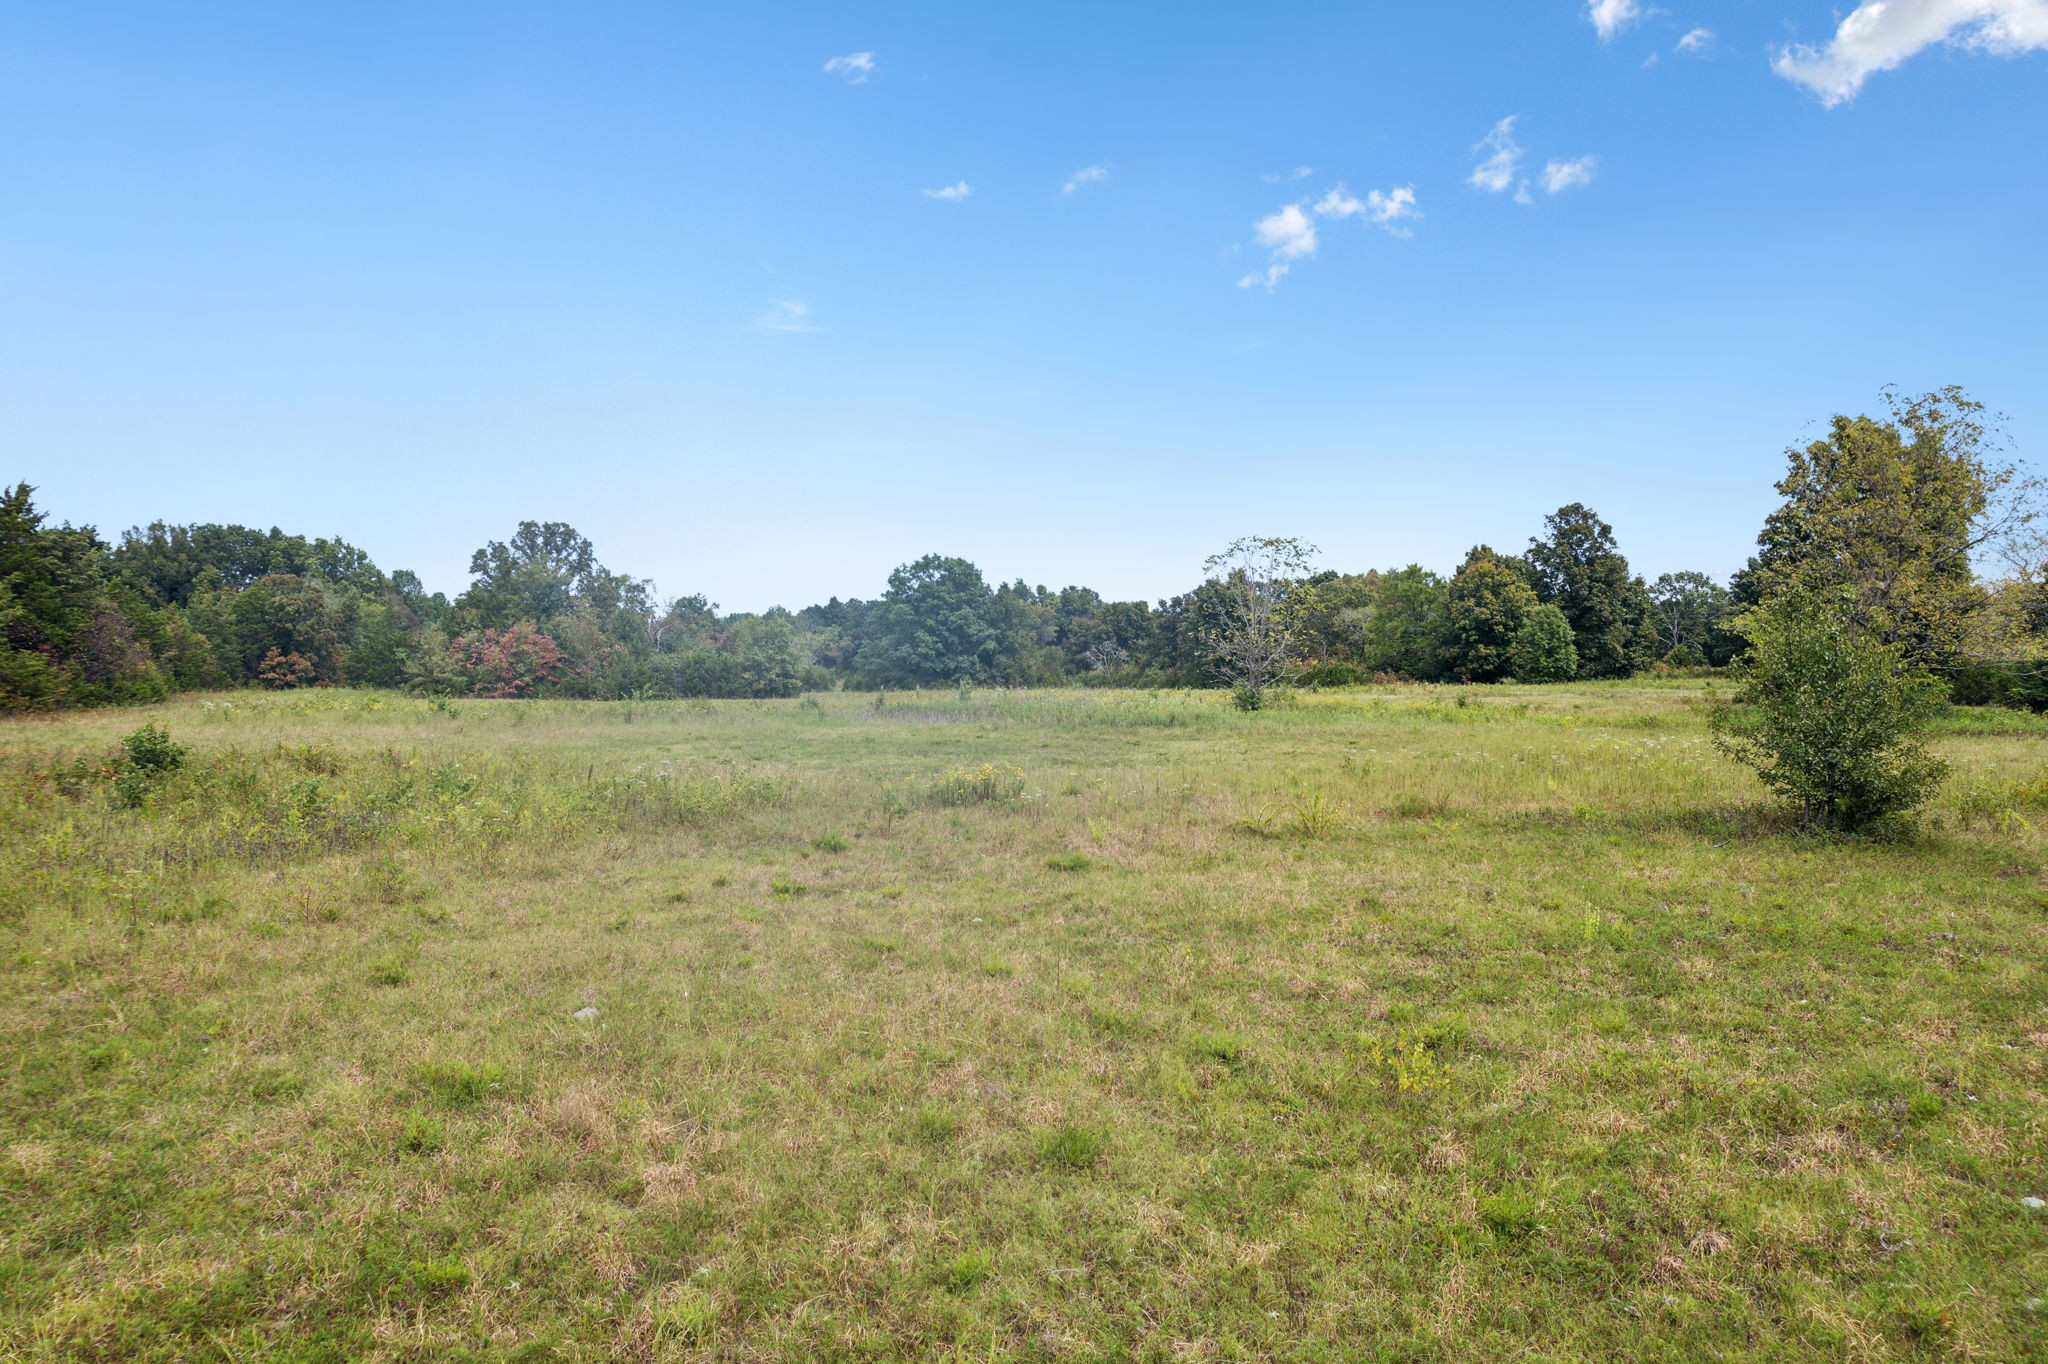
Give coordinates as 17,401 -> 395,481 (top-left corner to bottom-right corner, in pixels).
3,386 -> 2037,709
0,487 -> 1738,709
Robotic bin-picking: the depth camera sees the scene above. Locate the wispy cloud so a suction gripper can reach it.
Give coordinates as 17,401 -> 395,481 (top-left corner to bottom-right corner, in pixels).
922,181 -> 972,201
1261,165 -> 1315,184
1541,156 -> 1599,193
756,299 -> 822,333
1236,203 -> 1317,291
822,51 -> 875,84
1468,116 -> 1524,193
1314,183 -> 1421,237
1061,165 -> 1110,196
1676,27 -> 1714,56
1586,0 -> 1643,41
1236,264 -> 1291,291
1774,0 -> 2048,107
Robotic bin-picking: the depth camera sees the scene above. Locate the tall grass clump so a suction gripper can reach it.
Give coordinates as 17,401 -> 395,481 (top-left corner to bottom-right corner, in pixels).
929,762 -> 1027,806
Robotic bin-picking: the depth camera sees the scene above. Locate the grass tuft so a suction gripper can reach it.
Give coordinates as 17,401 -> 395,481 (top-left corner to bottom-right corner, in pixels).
1036,1122 -> 1108,1170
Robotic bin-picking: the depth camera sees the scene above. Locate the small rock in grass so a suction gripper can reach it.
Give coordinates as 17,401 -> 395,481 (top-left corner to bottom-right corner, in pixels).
572,1007 -> 598,1020
2020,1196 -> 2045,1210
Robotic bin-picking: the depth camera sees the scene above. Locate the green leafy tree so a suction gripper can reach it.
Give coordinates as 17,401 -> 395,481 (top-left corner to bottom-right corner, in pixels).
722,610 -> 808,697
345,597 -> 415,688
1648,571 -> 1735,664
194,573 -> 350,686
1441,547 -> 1538,683
1362,566 -> 1447,679
1295,572 -> 1378,675
1750,387 -> 2038,669
1524,504 -> 1657,678
114,521 -> 383,605
460,521 -> 602,627
1711,589 -> 1949,831
858,555 -> 1003,686
1511,604 -> 1578,682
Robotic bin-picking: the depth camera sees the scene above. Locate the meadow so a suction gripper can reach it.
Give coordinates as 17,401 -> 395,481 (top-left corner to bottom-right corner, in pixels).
2,682 -> 2046,1362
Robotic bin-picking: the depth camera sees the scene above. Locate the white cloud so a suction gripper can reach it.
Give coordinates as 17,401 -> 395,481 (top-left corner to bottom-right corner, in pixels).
1774,0 -> 2048,107
1586,0 -> 1643,41
1468,116 -> 1524,193
1062,165 -> 1110,196
1253,203 -> 1318,260
1314,183 -> 1421,236
1513,180 -> 1534,205
1676,27 -> 1714,55
1541,156 -> 1599,193
756,299 -> 822,333
1261,165 -> 1315,184
823,51 -> 875,83
922,181 -> 972,201
1235,203 -> 1317,291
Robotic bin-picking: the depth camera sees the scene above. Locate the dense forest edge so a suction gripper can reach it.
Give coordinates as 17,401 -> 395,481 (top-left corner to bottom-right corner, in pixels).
7,386 -> 2045,713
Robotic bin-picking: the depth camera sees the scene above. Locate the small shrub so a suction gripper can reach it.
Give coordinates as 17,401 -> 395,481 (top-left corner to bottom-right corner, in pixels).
769,878 -> 806,898
930,763 -> 1028,806
111,722 -> 189,808
1711,590 -> 1948,831
1044,852 -> 1093,872
1036,1122 -> 1107,1170
122,722 -> 188,774
812,832 -> 850,853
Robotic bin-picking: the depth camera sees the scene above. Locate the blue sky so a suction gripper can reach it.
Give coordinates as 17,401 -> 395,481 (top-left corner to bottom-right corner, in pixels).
4,1 -> 2044,610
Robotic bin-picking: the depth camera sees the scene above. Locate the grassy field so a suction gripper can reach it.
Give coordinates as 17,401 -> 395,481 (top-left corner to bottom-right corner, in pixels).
3,682 -> 2047,1361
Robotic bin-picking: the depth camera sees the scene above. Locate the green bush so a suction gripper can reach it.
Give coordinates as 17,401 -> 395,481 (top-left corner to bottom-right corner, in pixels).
121,722 -> 188,774
1510,604 -> 1578,683
1711,590 -> 1949,831
110,721 -> 188,807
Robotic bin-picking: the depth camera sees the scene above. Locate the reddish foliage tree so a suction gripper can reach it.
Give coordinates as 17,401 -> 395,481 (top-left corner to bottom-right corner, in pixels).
457,622 -> 565,698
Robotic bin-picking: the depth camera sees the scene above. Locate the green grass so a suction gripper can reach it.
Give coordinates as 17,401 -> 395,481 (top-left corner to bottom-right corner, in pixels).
2,682 -> 2046,1360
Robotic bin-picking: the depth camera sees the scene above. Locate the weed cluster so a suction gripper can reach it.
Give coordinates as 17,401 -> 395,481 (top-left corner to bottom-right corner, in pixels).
929,762 -> 1028,806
